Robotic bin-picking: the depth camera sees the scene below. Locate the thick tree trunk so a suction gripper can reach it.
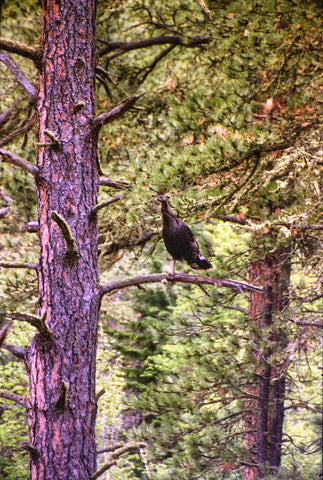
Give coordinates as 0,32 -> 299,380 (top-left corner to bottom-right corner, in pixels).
243,248 -> 290,479
25,1 -> 100,479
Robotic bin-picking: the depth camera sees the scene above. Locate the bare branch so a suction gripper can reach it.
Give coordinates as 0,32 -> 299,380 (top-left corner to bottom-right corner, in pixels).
92,94 -> 145,131
100,273 -> 262,297
2,343 -> 26,360
0,261 -> 38,269
91,442 -> 147,480
0,97 -> 20,126
98,34 -> 211,57
0,51 -> 37,99
0,36 -> 40,62
0,147 -> 38,176
51,211 -> 78,257
99,176 -> 131,189
90,196 -> 122,217
6,312 -> 52,339
0,389 -> 28,408
288,317 -> 323,328
0,206 -> 11,218
137,44 -> 176,84
21,221 -> 39,232
0,111 -> 37,148
102,232 -> 156,256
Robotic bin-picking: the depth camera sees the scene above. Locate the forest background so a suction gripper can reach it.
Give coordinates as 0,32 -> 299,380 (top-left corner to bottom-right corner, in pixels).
0,0 -> 322,479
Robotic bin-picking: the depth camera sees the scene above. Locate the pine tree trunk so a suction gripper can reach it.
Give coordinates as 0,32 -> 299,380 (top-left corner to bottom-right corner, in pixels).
243,248 -> 290,479
25,1 -> 100,479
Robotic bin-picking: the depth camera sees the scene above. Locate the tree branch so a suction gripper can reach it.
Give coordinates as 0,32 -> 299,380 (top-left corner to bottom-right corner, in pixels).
0,147 -> 38,176
0,36 -> 40,62
0,389 -> 28,408
90,195 -> 122,217
99,176 -> 131,189
92,93 -> 145,131
6,312 -> 51,339
0,51 -> 37,99
2,343 -> 26,360
100,273 -> 262,297
102,232 -> 156,256
0,97 -> 20,126
0,206 -> 11,218
97,34 -> 211,57
0,111 -> 37,148
51,211 -> 78,257
0,261 -> 38,269
137,44 -> 176,84
91,442 -> 147,480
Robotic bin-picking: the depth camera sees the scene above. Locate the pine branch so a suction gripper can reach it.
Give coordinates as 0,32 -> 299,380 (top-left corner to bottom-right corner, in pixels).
90,195 -> 122,216
0,261 -> 38,269
0,389 -> 28,408
91,442 -> 147,480
100,273 -> 262,297
0,51 -> 37,99
0,36 -> 40,62
51,211 -> 78,257
92,94 -> 145,131
0,148 -> 39,176
6,312 -> 51,339
97,34 -> 211,57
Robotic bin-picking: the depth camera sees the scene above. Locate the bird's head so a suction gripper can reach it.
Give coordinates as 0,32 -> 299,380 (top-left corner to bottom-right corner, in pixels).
156,195 -> 168,212
156,195 -> 168,205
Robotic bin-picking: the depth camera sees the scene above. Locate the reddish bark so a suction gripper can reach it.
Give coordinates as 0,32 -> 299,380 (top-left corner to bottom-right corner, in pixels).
243,248 -> 290,479
25,1 -> 100,479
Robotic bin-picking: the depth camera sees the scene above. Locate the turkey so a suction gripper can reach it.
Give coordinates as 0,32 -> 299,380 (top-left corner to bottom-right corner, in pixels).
157,196 -> 213,273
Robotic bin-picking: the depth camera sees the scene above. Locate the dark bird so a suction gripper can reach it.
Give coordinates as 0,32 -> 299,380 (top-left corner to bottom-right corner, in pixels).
157,196 -> 213,273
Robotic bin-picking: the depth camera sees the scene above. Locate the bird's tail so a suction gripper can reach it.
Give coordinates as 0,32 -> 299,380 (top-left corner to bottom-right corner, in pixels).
190,255 -> 213,270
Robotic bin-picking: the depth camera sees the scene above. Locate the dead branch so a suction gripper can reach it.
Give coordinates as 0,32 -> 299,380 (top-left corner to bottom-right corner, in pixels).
137,44 -> 176,84
0,261 -> 38,269
92,93 -> 145,131
0,147 -> 38,175
91,442 -> 147,480
90,195 -> 122,216
51,211 -> 78,257
0,389 -> 28,408
6,312 -> 51,339
100,273 -> 262,297
0,206 -> 11,218
0,51 -> 37,99
0,36 -> 40,62
288,317 -> 323,328
0,111 -> 37,148
0,97 -> 21,126
21,221 -> 39,232
102,232 -> 156,256
99,176 -> 131,189
2,343 -> 26,360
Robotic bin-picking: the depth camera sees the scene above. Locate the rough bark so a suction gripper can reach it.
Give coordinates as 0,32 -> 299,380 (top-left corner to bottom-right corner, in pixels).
243,248 -> 290,479
25,1 -> 100,479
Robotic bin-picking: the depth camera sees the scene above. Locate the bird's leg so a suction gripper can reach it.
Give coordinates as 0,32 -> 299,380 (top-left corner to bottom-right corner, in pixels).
172,258 -> 176,274
181,260 -> 184,274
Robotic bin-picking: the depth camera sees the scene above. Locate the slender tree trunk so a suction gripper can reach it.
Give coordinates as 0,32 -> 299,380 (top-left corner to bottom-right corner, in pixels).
244,248 -> 290,479
25,1 -> 100,479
